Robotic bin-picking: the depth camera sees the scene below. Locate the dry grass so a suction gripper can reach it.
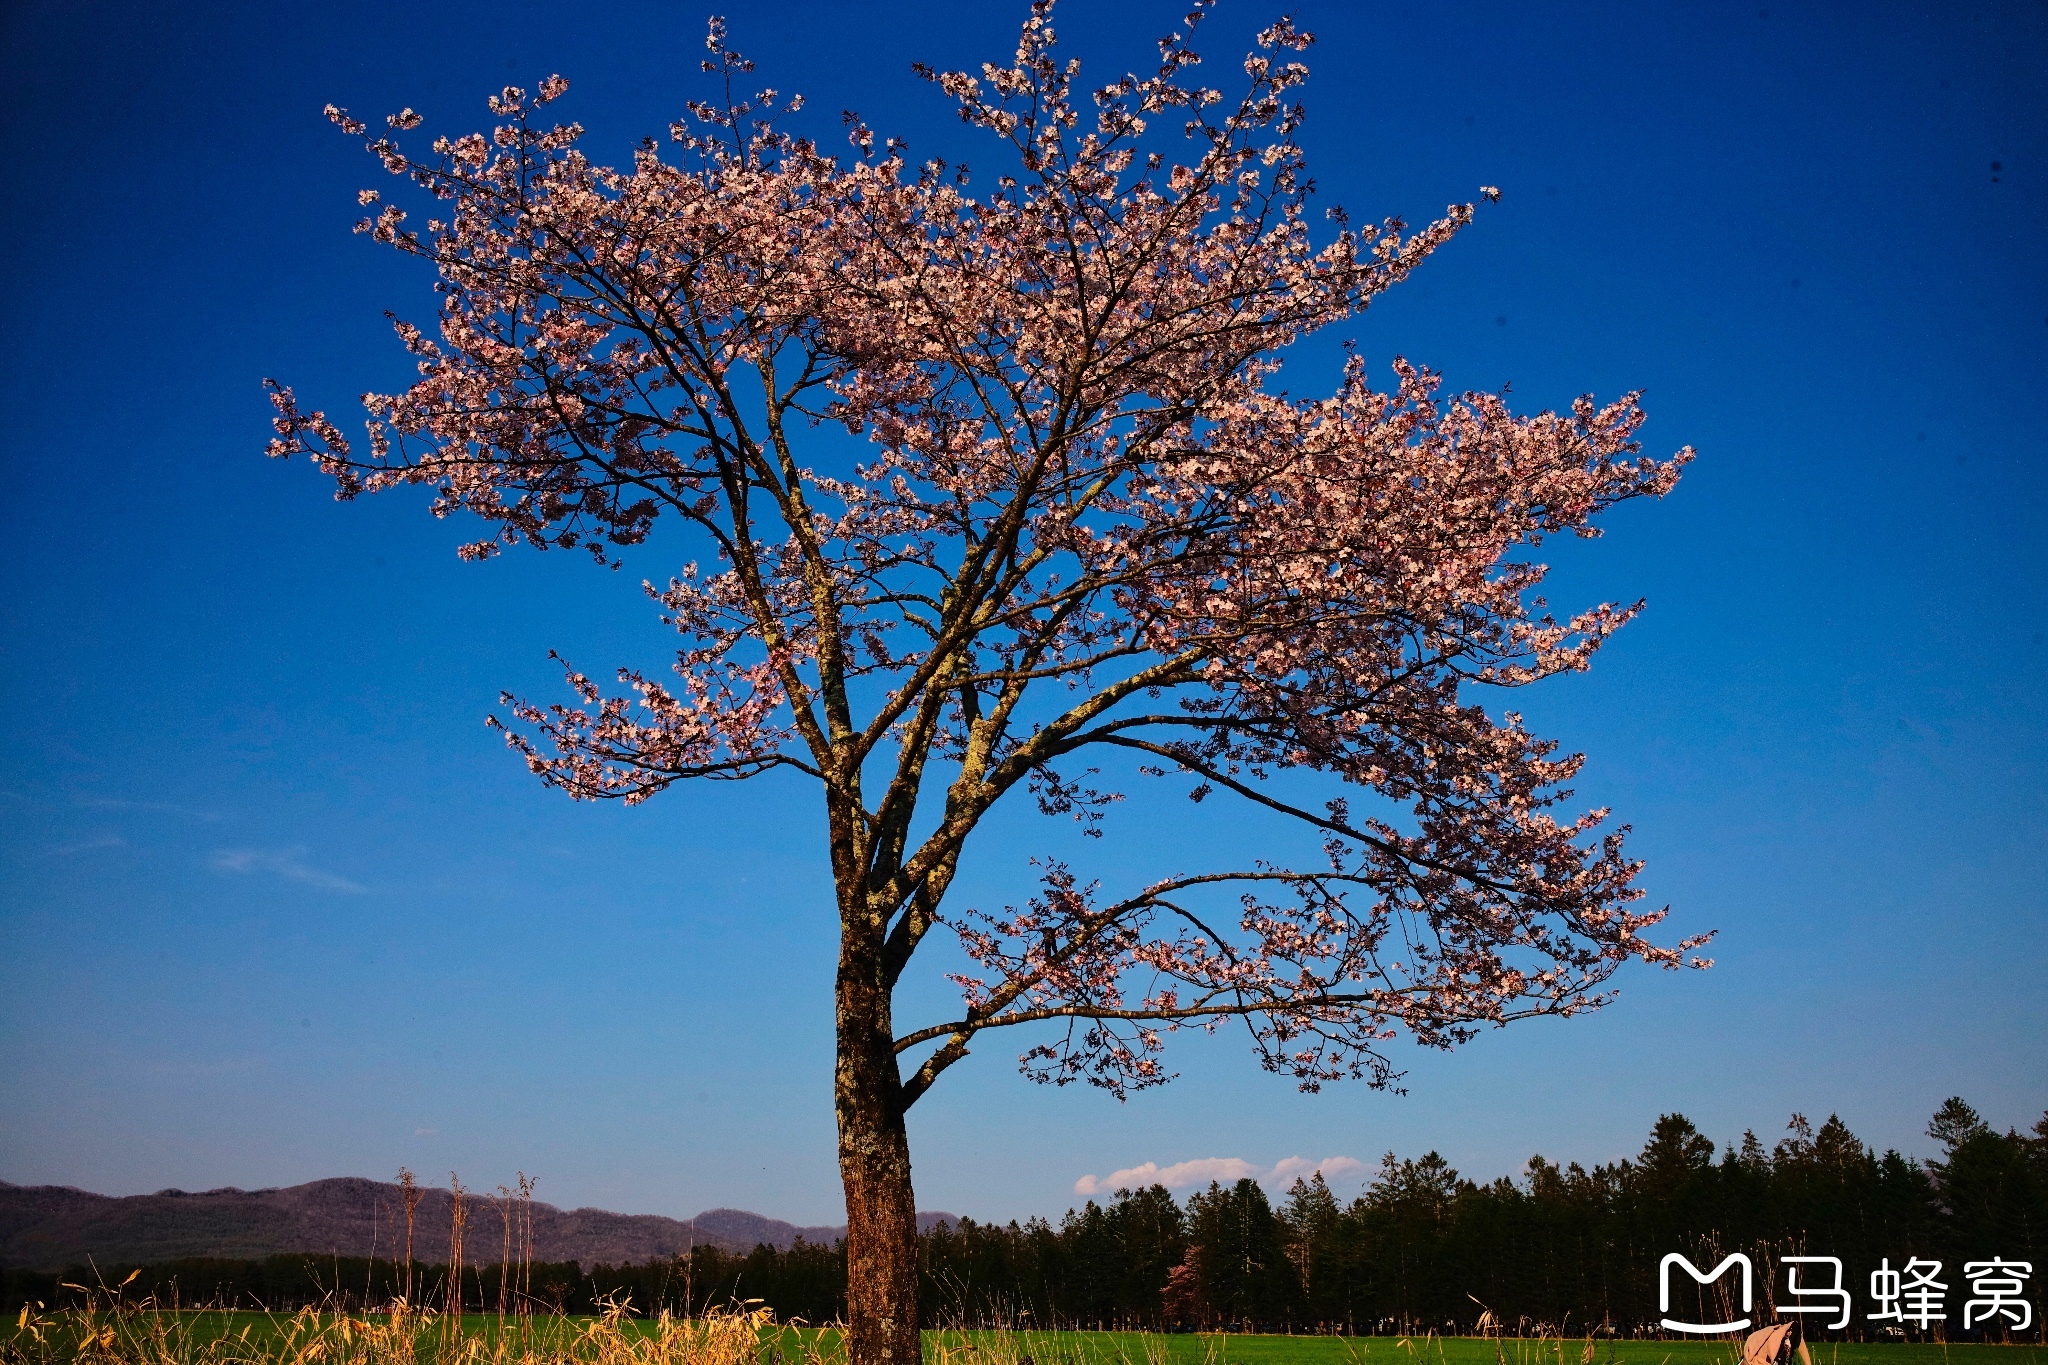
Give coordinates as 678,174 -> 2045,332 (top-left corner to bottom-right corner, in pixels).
4,1289 -> 783,1365
2,1304 -> 1229,1365
923,1327 -> 1212,1365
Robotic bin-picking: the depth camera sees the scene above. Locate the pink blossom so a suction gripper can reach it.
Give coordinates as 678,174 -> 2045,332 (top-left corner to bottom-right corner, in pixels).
269,4 -> 1707,1111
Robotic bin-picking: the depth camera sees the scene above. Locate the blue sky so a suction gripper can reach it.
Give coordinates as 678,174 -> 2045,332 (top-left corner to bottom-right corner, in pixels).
2,0 -> 2043,1226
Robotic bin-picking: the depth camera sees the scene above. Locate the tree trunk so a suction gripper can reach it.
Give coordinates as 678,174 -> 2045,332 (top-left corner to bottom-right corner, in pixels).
836,917 -> 921,1365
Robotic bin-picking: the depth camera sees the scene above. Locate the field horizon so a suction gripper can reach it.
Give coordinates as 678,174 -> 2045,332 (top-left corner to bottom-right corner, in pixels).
9,1311 -> 2045,1359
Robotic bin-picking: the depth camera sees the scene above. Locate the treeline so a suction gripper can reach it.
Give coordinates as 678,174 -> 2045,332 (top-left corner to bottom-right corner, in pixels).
1,1256 -> 598,1320
7,1099 -> 2042,1337
907,1098 -> 2044,1336
0,1247 -> 847,1322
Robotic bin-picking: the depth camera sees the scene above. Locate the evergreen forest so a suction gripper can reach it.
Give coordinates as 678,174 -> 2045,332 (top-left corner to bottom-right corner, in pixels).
6,1100 -> 2040,1338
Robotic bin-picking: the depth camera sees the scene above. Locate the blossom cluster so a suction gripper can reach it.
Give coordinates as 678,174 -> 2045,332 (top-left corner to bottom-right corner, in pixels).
269,1 -> 1705,1103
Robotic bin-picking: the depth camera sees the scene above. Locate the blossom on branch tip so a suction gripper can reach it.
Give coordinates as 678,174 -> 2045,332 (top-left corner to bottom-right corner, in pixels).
275,3 -> 1708,1109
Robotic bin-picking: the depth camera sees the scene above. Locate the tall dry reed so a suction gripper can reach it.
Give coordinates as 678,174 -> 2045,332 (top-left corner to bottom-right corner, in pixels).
4,1283 -> 786,1365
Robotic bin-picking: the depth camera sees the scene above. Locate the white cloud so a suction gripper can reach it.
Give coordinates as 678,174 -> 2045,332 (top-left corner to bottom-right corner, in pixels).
51,834 -> 125,856
1075,1154 -> 1364,1197
1269,1154 -> 1367,1186
1076,1157 -> 1257,1196
80,796 -> 223,821
209,845 -> 366,894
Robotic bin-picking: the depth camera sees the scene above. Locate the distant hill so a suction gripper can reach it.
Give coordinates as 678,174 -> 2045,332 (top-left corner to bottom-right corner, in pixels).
0,1179 -> 956,1272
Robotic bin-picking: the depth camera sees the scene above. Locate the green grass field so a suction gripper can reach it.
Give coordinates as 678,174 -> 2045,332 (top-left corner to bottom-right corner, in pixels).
922,1333 -> 2046,1365
912,1331 -> 2043,1365
5,1313 -> 2039,1365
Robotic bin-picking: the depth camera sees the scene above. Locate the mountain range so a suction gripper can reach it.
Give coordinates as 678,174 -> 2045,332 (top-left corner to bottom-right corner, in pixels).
0,1179 -> 956,1272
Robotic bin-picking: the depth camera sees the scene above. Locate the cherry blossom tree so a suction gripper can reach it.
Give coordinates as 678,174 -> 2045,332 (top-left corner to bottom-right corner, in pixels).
268,6 -> 1709,1361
